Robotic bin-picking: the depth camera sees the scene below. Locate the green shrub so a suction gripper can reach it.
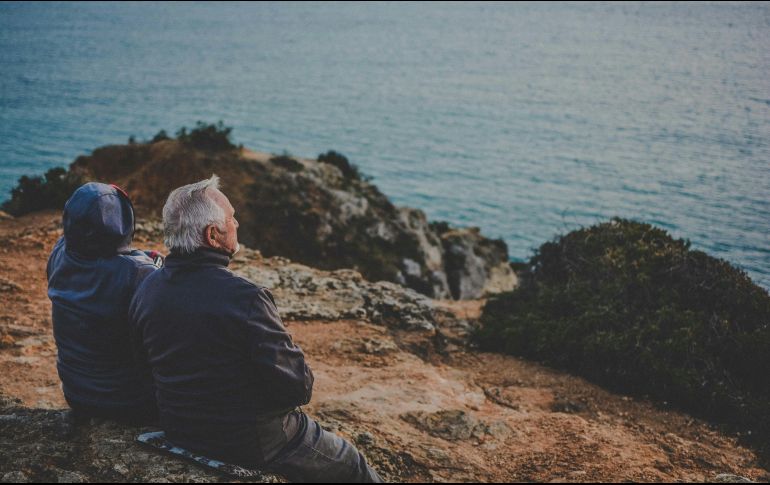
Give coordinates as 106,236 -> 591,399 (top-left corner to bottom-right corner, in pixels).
476,218 -> 770,447
270,152 -> 304,172
429,220 -> 452,235
151,129 -> 170,143
318,150 -> 362,180
2,167 -> 85,216
176,121 -> 235,152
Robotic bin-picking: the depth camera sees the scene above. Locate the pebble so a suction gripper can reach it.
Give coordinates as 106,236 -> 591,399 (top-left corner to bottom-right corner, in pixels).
1,471 -> 29,483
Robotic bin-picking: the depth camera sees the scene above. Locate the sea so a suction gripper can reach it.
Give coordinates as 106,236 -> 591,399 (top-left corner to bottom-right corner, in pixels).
1,2 -> 768,288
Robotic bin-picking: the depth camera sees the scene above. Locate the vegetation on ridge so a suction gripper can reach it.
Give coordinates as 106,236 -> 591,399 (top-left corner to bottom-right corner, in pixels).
2,122 -> 238,215
476,218 -> 770,456
318,150 -> 363,181
173,121 -> 236,152
1,167 -> 84,216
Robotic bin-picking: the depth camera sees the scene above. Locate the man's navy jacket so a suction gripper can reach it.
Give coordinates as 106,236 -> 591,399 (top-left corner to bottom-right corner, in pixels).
47,182 -> 158,413
128,247 -> 314,464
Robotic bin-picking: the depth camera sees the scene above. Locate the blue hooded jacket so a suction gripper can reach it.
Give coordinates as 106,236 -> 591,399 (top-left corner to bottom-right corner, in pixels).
47,182 -> 159,412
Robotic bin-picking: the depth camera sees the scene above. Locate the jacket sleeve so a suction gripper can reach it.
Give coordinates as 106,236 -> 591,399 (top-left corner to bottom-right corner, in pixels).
245,288 -> 314,409
46,237 -> 65,282
127,260 -> 159,381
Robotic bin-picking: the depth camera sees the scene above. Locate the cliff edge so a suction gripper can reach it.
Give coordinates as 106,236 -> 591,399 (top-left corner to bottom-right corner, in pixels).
66,140 -> 516,300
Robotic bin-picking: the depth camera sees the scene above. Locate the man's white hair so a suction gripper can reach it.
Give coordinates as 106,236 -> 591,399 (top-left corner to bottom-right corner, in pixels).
162,175 -> 226,254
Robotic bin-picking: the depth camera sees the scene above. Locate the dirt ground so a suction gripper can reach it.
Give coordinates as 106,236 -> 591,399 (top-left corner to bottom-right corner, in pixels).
0,211 -> 767,482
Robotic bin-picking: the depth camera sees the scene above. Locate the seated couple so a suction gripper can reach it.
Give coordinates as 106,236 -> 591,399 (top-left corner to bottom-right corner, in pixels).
46,177 -> 382,483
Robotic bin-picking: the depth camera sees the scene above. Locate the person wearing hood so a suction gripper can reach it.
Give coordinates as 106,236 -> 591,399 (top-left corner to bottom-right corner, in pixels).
47,182 -> 161,423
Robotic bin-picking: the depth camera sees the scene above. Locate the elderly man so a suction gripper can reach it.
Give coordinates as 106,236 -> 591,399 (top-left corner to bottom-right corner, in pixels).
129,175 -> 382,483
47,182 -> 160,423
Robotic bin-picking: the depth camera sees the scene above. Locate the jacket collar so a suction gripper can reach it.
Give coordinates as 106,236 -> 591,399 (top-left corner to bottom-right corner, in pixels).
165,247 -> 232,268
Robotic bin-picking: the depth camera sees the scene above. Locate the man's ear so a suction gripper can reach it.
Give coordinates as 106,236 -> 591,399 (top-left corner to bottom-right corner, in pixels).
204,225 -> 220,249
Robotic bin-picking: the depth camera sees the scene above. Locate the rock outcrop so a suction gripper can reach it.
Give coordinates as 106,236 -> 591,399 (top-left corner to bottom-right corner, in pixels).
135,226 -> 475,341
0,396 -> 278,483
231,248 -> 449,332
70,140 -> 516,299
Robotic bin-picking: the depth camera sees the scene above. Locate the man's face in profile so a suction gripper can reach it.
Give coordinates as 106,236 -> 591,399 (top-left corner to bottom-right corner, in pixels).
208,188 -> 240,256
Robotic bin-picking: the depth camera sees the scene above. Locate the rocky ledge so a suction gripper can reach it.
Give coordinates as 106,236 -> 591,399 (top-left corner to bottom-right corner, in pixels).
0,395 -> 281,483
71,140 -> 516,299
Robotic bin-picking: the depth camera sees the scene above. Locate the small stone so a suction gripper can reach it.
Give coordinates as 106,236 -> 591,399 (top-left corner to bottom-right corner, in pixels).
0,334 -> 16,348
0,278 -> 22,293
426,447 -> 450,464
711,474 -> 754,484
402,258 -> 422,278
356,432 -> 375,446
402,410 -> 485,441
486,420 -> 514,440
112,463 -> 129,477
1,471 -> 29,483
360,338 -> 398,355
54,470 -> 86,483
550,398 -> 585,414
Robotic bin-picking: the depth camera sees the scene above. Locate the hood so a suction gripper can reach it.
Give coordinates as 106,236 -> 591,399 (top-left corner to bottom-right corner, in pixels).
63,182 -> 135,257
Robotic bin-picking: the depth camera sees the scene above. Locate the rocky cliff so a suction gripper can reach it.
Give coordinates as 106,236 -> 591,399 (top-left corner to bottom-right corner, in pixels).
67,140 -> 516,299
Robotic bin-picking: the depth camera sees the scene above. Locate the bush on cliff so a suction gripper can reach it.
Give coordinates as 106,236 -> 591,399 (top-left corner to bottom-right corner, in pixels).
270,152 -> 304,172
476,218 -> 770,444
318,150 -> 362,180
2,167 -> 84,216
175,121 -> 235,152
151,129 -> 170,143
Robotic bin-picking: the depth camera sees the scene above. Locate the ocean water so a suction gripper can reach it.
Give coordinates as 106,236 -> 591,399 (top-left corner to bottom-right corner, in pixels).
1,2 -> 768,288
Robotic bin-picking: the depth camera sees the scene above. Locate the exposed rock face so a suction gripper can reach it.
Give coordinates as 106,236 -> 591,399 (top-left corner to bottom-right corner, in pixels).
69,140 -> 517,299
437,226 -> 517,300
0,396 -> 280,483
230,248 -> 450,332
401,409 -> 513,442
